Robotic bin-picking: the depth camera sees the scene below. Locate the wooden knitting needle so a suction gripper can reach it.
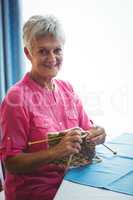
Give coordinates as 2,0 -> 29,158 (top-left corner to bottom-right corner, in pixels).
28,136 -> 62,146
28,131 -> 88,146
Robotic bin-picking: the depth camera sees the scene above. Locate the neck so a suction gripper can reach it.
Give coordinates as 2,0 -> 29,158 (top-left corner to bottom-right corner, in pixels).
29,71 -> 54,90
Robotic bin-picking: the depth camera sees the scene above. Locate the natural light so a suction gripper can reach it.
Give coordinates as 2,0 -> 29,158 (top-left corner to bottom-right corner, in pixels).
22,0 -> 133,139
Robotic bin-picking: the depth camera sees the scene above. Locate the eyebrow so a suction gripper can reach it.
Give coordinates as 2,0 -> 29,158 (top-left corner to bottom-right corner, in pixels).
38,45 -> 62,49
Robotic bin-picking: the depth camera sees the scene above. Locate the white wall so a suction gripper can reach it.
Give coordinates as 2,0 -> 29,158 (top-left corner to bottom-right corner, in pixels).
22,0 -> 133,139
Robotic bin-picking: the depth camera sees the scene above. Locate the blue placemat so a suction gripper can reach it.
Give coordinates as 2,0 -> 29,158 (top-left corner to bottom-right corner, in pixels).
110,133 -> 133,145
107,170 -> 133,195
96,143 -> 133,159
65,133 -> 133,196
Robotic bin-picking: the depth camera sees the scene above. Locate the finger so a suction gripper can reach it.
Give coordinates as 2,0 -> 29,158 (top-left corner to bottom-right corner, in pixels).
88,127 -> 105,138
66,130 -> 82,142
68,130 -> 81,137
90,133 -> 106,145
71,135 -> 82,144
64,142 -> 81,155
63,133 -> 82,144
72,142 -> 81,152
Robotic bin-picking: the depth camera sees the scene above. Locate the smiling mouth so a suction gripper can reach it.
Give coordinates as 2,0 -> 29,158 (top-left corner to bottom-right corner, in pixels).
42,64 -> 59,69
45,66 -> 58,69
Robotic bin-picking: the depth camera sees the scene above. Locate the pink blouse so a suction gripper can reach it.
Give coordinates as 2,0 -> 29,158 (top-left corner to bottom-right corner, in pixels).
0,73 -> 92,200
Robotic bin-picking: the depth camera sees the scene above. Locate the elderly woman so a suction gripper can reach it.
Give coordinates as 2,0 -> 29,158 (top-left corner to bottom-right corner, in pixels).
0,15 -> 106,200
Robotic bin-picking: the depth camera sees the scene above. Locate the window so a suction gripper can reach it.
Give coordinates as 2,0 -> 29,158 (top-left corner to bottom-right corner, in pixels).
22,0 -> 133,139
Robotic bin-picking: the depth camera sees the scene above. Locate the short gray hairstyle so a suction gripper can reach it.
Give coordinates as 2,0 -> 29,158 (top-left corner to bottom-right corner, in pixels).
23,15 -> 65,50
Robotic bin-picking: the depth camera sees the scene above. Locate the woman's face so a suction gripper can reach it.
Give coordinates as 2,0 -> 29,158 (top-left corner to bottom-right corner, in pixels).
25,35 -> 63,80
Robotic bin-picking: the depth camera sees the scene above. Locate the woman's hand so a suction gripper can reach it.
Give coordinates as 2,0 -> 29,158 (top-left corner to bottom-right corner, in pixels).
85,126 -> 106,145
52,128 -> 82,158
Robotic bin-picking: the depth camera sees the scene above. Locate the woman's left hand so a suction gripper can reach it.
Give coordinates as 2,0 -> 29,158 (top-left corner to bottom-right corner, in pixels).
85,126 -> 106,145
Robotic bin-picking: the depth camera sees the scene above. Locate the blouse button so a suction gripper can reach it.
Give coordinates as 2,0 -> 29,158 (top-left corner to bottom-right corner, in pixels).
59,122 -> 63,128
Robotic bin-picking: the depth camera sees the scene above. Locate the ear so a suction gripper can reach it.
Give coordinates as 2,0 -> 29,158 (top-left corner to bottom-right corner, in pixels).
24,47 -> 32,61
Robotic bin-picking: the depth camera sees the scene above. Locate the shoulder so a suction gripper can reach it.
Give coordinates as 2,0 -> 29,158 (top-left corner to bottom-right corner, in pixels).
1,75 -> 30,109
0,82 -> 30,121
4,84 -> 24,106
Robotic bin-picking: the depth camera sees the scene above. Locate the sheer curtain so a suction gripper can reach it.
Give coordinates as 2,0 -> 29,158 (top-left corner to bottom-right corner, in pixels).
22,0 -> 133,139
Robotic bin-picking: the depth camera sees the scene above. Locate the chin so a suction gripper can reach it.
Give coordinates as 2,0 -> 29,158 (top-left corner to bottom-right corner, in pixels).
50,71 -> 59,78
39,65 -> 61,77
42,71 -> 59,79
47,67 -> 60,75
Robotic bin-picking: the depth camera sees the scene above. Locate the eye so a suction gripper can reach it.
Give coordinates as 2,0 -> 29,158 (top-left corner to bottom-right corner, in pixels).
54,48 -> 63,55
38,49 -> 47,55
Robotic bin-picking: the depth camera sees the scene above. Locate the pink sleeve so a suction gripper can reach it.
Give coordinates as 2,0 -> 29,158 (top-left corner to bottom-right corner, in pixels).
0,89 -> 30,161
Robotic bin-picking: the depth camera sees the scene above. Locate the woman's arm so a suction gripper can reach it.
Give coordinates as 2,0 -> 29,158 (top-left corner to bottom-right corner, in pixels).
5,129 -> 82,174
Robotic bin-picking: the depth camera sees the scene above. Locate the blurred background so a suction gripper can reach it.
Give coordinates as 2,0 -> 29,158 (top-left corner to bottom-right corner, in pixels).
22,0 -> 133,139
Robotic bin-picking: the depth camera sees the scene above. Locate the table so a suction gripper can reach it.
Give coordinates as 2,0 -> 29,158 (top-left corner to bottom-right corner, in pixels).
54,133 -> 133,199
54,180 -> 133,200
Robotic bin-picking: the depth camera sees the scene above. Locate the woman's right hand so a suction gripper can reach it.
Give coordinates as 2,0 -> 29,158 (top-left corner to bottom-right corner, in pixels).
52,128 -> 82,158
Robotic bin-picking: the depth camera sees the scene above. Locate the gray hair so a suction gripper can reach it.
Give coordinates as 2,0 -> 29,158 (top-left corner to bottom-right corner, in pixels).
23,15 -> 65,50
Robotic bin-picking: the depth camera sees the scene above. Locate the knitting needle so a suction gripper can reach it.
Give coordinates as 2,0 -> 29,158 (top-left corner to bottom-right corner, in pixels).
90,123 -> 117,155
28,137 -> 60,146
28,131 -> 88,146
102,144 -> 117,155
66,154 -> 73,170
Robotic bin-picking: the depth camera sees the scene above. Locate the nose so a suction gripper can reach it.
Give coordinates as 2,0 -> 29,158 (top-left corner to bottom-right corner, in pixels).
46,52 -> 56,66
